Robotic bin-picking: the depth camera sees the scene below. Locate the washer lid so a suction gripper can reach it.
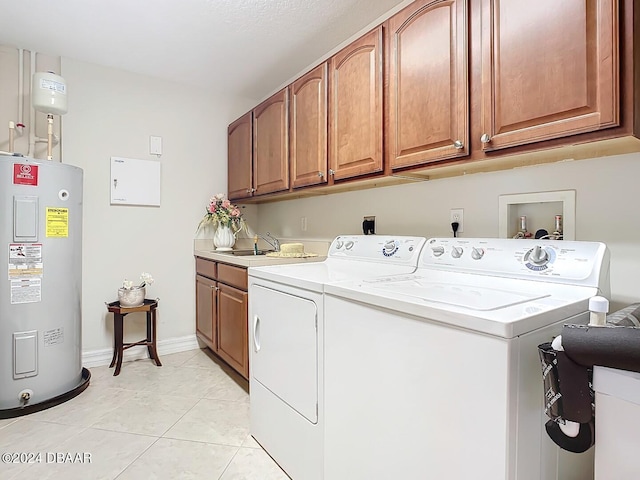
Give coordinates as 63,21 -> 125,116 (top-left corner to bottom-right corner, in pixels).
327,271 -> 600,338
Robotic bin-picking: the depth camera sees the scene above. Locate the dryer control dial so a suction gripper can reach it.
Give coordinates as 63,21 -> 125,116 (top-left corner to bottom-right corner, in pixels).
451,246 -> 463,258
471,247 -> 485,260
383,240 -> 399,257
344,240 -> 354,250
335,239 -> 344,249
431,246 -> 445,257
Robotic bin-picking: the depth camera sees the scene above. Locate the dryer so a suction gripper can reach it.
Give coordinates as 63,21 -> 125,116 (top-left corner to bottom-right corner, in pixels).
248,235 -> 426,480
323,238 -> 610,480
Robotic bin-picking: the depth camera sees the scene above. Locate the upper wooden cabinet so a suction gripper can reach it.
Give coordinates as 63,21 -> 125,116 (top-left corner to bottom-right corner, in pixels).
253,88 -> 290,196
290,63 -> 328,189
387,0 -> 469,169
228,112 -> 253,201
228,0 -> 636,201
479,0 -> 619,151
329,27 -> 384,181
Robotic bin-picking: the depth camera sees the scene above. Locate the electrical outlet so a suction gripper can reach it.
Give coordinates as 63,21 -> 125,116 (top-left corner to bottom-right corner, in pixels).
363,216 -> 375,235
301,217 -> 308,232
450,208 -> 464,233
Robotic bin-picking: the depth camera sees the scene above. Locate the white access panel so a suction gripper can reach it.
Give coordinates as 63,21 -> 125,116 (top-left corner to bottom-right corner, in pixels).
110,156 -> 161,206
251,284 -> 318,423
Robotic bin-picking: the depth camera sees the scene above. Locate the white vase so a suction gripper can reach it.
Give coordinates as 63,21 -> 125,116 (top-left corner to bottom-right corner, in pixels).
213,224 -> 236,251
118,286 -> 146,307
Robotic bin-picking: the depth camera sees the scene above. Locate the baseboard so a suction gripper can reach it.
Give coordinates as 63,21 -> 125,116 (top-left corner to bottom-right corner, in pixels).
82,334 -> 200,368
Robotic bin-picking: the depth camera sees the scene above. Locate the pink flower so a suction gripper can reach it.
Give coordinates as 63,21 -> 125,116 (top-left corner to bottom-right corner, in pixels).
197,193 -> 246,234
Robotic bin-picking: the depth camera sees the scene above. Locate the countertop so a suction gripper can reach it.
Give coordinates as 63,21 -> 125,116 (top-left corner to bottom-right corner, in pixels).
193,238 -> 329,268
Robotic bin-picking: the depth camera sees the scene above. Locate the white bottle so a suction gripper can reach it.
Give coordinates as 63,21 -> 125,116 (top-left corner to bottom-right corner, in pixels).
589,296 -> 609,326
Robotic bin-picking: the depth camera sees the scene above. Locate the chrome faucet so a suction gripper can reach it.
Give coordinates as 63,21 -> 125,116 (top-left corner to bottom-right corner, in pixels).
258,232 -> 280,252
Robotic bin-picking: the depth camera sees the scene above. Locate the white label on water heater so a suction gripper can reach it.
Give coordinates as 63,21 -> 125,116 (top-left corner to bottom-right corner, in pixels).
44,328 -> 64,347
10,278 -> 41,304
8,243 -> 43,279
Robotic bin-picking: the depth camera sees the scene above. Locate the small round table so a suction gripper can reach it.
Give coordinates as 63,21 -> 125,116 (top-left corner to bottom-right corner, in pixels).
106,299 -> 162,376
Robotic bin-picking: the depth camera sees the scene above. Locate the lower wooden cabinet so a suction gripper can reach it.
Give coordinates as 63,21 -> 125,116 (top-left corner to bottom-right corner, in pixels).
195,257 -> 249,379
217,283 -> 248,377
195,274 -> 216,347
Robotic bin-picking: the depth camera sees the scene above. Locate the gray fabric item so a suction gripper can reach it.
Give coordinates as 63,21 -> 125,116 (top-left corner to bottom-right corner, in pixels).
606,303 -> 640,327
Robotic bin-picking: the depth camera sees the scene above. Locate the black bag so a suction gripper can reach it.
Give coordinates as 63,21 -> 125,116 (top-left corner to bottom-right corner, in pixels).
538,342 -> 594,453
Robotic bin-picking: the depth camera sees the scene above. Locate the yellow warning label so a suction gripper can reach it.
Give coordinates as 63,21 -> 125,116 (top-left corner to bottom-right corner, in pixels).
46,207 -> 69,238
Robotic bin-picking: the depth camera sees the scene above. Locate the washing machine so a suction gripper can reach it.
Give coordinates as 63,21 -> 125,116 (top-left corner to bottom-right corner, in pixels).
248,235 -> 427,480
323,237 -> 610,480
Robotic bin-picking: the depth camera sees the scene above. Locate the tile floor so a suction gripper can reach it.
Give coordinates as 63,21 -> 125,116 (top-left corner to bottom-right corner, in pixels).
0,348 -> 290,480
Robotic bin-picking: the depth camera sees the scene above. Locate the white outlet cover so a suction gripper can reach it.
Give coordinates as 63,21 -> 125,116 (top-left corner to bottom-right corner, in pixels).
150,136 -> 163,155
450,208 -> 463,233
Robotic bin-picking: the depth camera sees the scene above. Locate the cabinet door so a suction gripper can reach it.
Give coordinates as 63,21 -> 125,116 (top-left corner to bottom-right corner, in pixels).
196,274 -> 217,349
217,283 -> 249,379
387,0 -> 468,169
480,0 -> 619,151
228,112 -> 253,201
329,27 -> 383,180
253,88 -> 290,196
290,63 -> 328,188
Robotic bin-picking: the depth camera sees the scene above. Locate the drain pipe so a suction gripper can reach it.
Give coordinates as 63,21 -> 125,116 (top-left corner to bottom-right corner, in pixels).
8,121 -> 15,152
27,51 -> 36,157
46,114 -> 54,160
16,49 -> 26,138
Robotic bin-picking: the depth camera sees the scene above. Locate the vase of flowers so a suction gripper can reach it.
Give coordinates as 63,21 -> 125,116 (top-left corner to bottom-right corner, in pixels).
197,194 -> 247,251
118,272 -> 154,307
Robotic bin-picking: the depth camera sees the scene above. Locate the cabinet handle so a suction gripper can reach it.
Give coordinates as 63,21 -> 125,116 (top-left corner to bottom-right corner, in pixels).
318,172 -> 324,178
246,188 -> 251,194
253,315 -> 261,352
453,140 -> 464,149
329,169 -> 335,176
251,188 -> 256,193
480,133 -> 491,144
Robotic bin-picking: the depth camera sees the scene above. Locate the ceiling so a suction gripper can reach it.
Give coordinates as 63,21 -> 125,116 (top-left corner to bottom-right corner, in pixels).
0,0 -> 406,101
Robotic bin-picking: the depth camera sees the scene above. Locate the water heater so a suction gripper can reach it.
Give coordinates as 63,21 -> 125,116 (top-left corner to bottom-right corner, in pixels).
0,154 -> 89,418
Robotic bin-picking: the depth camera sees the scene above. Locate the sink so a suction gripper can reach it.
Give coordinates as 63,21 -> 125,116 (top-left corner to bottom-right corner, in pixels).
218,249 -> 274,256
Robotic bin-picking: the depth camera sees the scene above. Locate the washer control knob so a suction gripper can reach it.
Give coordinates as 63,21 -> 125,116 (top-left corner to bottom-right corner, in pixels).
335,240 -> 344,249
431,246 -> 445,257
345,240 -> 354,250
451,246 -> 463,258
471,247 -> 485,260
529,245 -> 549,265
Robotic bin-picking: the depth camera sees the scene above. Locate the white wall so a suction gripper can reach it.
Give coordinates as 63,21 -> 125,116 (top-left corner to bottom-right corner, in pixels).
255,152 -> 640,311
60,57 -> 241,353
3,40 -> 639,357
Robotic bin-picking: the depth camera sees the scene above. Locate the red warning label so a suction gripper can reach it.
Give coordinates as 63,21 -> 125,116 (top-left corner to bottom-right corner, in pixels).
13,164 -> 39,186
